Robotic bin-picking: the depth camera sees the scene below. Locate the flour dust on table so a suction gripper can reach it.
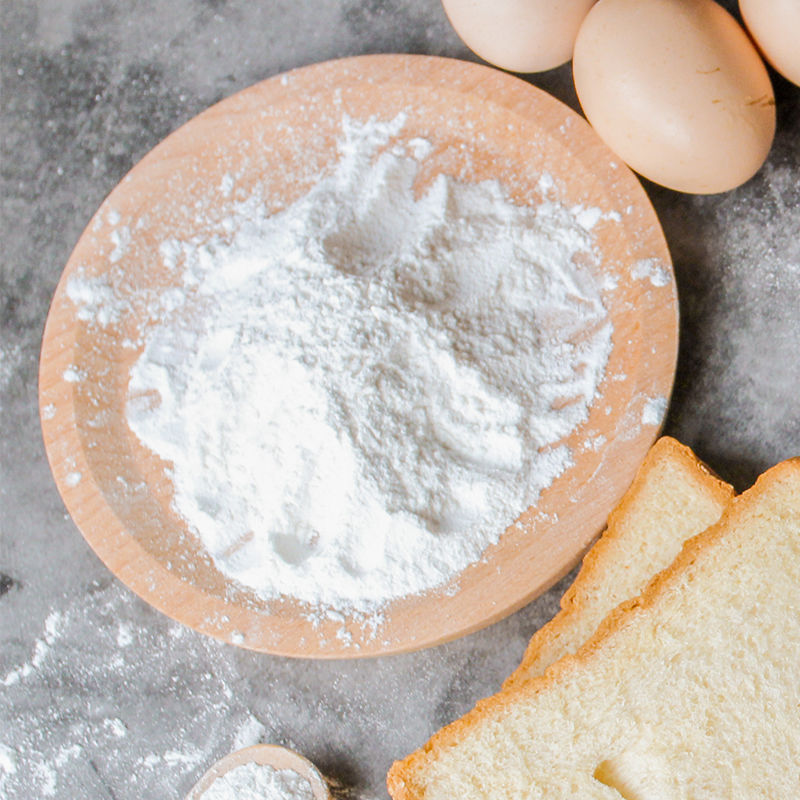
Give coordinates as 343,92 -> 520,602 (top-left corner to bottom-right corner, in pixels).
0,583 -> 268,798
68,113 -> 613,621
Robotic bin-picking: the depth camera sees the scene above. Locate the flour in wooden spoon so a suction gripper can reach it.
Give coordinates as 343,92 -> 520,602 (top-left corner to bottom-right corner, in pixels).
122,114 -> 612,617
196,762 -> 315,800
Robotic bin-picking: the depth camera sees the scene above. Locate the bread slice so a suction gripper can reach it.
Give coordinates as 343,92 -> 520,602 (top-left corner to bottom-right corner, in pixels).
389,458 -> 800,799
503,436 -> 734,691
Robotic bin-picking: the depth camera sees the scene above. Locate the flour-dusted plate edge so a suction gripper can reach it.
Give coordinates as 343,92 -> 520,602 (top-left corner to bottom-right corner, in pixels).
39,55 -> 677,657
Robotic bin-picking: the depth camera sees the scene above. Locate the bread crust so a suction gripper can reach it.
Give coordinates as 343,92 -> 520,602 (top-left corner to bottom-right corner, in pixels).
387,457 -> 799,800
502,436 -> 734,691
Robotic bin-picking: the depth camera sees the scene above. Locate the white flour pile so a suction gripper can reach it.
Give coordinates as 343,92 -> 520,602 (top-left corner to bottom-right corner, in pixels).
197,762 -> 315,800
113,114 -> 613,616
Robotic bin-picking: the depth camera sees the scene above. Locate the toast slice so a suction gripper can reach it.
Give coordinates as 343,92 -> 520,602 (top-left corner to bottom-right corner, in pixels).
503,436 -> 734,691
388,458 -> 800,799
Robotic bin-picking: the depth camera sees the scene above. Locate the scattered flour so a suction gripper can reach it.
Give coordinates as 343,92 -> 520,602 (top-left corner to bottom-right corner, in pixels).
66,272 -> 121,325
232,715 -> 267,751
0,342 -> 23,397
116,623 -> 133,647
34,762 -> 57,796
0,572 -> 501,799
104,719 -> 128,738
68,113 -> 614,619
110,226 -> 132,263
642,396 -> 669,427
631,257 -> 672,288
581,433 -> 607,452
65,471 -> 82,487
0,745 -> 17,775
2,611 -> 62,687
572,204 -> 603,230
197,762 -> 315,800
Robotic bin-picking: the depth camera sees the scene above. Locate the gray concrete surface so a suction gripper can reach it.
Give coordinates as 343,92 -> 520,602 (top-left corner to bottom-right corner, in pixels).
1,1 -> 798,797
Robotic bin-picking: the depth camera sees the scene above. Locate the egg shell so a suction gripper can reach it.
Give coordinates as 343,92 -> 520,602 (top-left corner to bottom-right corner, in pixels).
573,0 -> 776,194
740,0 -> 800,86
442,0 -> 597,73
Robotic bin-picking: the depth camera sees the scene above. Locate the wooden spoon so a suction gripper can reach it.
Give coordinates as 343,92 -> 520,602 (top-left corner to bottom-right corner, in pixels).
186,744 -> 330,799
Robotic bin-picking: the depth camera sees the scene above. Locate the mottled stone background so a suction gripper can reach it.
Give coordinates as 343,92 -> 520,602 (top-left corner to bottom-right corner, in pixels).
1,1 -> 798,797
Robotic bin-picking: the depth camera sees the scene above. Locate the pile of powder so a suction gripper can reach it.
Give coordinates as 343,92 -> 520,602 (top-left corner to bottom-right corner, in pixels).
197,762 -> 315,800
106,113 -> 612,617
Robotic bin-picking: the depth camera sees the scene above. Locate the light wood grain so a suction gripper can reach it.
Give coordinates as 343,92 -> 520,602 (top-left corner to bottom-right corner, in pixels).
39,54 -> 677,657
186,744 -> 330,800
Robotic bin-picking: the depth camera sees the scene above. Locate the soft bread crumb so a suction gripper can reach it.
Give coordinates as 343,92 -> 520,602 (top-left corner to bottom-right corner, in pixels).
388,458 -> 800,799
504,437 -> 733,690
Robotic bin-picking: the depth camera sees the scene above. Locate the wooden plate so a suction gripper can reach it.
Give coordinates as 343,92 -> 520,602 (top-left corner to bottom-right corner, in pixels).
186,745 -> 329,800
39,55 -> 677,657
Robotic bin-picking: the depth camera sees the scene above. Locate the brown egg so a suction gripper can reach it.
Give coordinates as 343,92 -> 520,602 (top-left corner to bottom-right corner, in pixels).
442,0 -> 597,73
573,0 -> 776,194
740,0 -> 800,86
